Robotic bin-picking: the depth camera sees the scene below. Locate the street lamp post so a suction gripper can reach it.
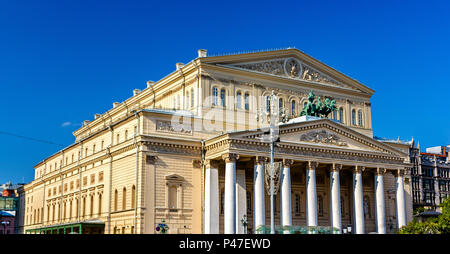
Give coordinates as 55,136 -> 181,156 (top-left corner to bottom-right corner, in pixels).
256,90 -> 281,234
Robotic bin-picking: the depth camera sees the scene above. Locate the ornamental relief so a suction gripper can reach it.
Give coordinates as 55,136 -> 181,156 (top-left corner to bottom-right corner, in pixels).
299,130 -> 348,147
156,120 -> 192,135
227,58 -> 352,89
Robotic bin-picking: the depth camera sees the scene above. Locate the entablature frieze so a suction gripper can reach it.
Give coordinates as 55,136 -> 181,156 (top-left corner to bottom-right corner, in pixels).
142,140 -> 201,156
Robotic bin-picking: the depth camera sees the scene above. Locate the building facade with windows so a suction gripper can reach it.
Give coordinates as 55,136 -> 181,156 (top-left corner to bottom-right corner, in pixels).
21,48 -> 413,234
0,182 -> 24,234
409,145 -> 450,212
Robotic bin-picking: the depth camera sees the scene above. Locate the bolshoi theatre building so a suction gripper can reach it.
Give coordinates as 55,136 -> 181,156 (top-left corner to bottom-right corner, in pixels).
19,48 -> 414,234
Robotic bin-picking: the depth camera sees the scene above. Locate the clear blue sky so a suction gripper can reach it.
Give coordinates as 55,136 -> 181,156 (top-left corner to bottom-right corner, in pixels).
0,0 -> 449,184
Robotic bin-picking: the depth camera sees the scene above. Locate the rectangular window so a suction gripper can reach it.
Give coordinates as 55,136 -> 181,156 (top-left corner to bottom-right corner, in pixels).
90,174 -> 95,184
99,171 -> 104,182
83,176 -> 87,187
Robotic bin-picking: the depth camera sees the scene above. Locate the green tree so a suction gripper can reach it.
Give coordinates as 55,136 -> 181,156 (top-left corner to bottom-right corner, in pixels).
438,197 -> 450,234
398,197 -> 450,234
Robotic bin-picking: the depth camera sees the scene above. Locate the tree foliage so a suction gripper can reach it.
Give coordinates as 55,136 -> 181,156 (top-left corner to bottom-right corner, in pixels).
398,197 -> 450,234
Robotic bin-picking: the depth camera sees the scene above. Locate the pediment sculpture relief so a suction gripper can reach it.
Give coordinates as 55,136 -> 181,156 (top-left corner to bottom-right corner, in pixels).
299,130 -> 348,147
228,58 -> 350,89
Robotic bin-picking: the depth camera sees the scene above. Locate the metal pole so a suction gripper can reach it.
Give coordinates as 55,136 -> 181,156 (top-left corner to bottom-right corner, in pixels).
270,140 -> 275,234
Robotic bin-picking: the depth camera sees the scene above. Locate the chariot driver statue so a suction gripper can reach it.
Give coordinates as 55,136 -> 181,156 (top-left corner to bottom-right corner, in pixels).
300,91 -> 337,118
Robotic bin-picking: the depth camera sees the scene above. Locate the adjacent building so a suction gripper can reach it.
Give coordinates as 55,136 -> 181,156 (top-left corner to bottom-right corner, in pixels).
20,48 -> 413,234
0,182 -> 24,234
410,145 -> 450,212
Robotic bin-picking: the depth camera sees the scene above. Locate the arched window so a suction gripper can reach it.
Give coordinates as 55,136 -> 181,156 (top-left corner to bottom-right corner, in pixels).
82,197 -> 86,217
122,188 -> 127,210
90,195 -> 94,216
220,88 -> 226,107
339,107 -> 344,123
114,190 -> 118,212
75,199 -> 78,218
63,202 -> 66,220
125,130 -> 128,140
116,134 -> 120,144
131,185 -> 136,209
332,109 -> 338,120
266,96 -> 271,113
236,91 -> 242,109
93,144 -> 96,153
191,88 -> 194,108
279,98 -> 284,114
69,201 -> 72,219
351,109 -> 356,125
98,194 -> 102,215
358,110 -> 363,127
186,91 -> 190,108
291,100 -> 296,117
212,87 -> 218,106
318,195 -> 323,217
244,93 -> 249,110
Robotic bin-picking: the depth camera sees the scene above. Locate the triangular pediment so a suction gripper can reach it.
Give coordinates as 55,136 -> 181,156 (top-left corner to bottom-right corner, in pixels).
202,48 -> 374,95
229,118 -> 406,157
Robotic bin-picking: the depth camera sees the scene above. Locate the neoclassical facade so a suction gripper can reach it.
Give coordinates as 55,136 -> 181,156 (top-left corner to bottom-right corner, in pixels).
20,48 -> 413,234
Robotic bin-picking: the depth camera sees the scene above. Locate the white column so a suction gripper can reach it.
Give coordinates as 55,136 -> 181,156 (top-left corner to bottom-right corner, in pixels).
204,160 -> 219,234
235,169 -> 247,233
254,156 -> 267,233
223,154 -> 239,234
395,169 -> 407,229
374,168 -> 386,234
330,164 -> 342,233
306,161 -> 318,228
281,159 -> 293,230
353,166 -> 365,234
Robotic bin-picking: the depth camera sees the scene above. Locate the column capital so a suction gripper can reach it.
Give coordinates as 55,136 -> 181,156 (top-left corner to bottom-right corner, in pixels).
353,165 -> 365,174
392,168 -> 406,177
331,163 -> 343,172
308,161 -> 319,170
255,156 -> 268,164
222,153 -> 239,163
375,167 -> 386,175
283,159 -> 294,167
205,159 -> 219,169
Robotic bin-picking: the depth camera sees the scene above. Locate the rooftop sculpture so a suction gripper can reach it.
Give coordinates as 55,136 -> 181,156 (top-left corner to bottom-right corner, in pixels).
300,91 -> 336,118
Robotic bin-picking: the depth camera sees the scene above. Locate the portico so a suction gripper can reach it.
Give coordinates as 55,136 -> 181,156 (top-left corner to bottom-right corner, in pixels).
203,118 -> 411,234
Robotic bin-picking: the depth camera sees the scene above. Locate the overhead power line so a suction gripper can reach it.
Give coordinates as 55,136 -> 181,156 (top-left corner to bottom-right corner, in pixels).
0,130 -> 65,147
